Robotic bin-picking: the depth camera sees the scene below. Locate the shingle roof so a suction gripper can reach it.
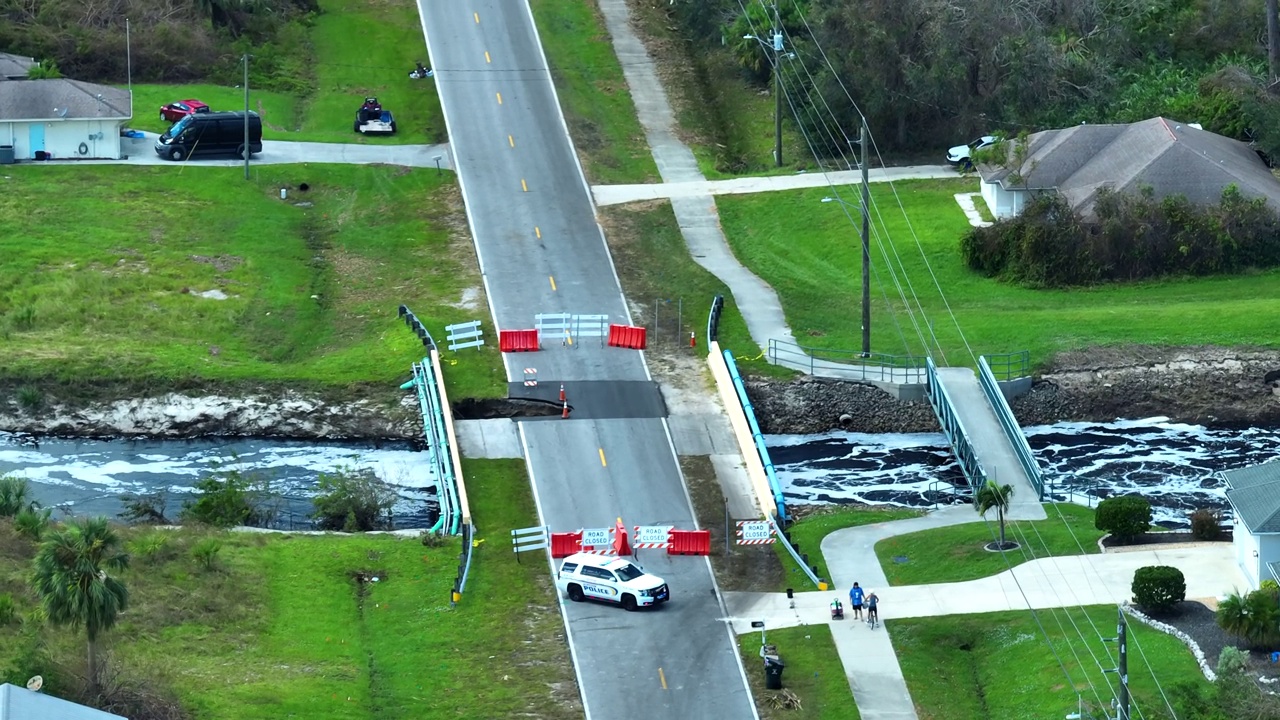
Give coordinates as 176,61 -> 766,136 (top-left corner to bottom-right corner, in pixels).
979,117 -> 1280,215
1223,459 -> 1280,534
0,683 -> 128,720
0,78 -> 131,121
0,53 -> 37,80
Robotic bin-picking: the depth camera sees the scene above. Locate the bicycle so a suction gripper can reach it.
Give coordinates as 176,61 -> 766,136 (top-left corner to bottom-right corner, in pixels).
866,609 -> 879,630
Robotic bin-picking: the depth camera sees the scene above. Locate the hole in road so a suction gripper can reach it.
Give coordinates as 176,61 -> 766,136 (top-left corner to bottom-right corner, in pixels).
452,397 -> 565,419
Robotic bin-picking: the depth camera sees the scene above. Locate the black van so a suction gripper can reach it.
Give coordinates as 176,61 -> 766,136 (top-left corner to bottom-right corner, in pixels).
154,111 -> 263,161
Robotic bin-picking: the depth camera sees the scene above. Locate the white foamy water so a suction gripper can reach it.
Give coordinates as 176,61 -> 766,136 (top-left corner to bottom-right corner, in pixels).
768,417 -> 1280,526
0,433 -> 438,528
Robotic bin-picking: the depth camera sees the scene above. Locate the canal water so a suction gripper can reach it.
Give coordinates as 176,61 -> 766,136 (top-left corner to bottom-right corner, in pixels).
0,433 -> 438,529
768,417 -> 1280,526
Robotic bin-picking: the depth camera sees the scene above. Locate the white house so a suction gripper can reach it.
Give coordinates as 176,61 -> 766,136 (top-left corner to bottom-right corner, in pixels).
977,117 -> 1280,220
1222,459 -> 1280,590
0,77 -> 132,161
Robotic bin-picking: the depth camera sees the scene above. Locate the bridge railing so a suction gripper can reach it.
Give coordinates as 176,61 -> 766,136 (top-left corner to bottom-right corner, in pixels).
982,350 -> 1030,381
977,354 -> 1043,499
767,339 -> 927,381
925,358 -> 984,493
706,294 -> 724,343
724,350 -> 788,523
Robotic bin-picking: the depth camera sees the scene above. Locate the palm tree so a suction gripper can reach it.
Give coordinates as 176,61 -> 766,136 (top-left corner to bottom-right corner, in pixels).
0,475 -> 34,517
1217,588 -> 1280,649
31,517 -> 129,690
975,479 -> 1015,549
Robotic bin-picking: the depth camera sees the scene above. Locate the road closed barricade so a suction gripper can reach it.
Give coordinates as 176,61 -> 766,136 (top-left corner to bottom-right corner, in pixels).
499,329 -> 540,352
549,531 -> 583,558
607,324 -> 647,350
667,529 -> 711,556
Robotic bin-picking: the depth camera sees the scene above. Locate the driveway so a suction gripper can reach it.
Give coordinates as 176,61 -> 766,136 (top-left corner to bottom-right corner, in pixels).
22,132 -> 454,169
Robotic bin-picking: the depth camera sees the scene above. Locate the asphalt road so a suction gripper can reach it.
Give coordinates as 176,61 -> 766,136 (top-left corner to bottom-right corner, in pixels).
416,1 -> 757,717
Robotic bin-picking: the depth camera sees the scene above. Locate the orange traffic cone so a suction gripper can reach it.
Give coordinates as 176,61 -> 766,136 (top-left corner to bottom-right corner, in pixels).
559,384 -> 566,402
690,331 -> 696,348
561,401 -> 570,419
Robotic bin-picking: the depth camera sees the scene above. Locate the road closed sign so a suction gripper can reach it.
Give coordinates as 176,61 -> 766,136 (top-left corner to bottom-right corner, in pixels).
736,520 -> 775,545
634,525 -> 673,548
581,527 -> 611,548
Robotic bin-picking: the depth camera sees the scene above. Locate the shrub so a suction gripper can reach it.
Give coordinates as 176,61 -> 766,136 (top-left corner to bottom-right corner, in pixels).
0,594 -> 15,626
127,532 -> 172,565
191,538 -> 222,571
180,469 -> 268,528
1217,646 -> 1248,678
0,476 -> 32,517
1095,495 -> 1152,542
1263,579 -> 1280,592
13,507 -> 51,541
15,386 -> 41,410
1189,508 -> 1223,540
118,492 -> 170,525
1132,565 -> 1186,613
310,468 -> 397,532
1217,587 -> 1280,648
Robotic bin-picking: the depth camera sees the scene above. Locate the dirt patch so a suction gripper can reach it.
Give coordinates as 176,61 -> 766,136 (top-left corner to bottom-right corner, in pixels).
189,254 -> 244,273
681,456 -> 786,592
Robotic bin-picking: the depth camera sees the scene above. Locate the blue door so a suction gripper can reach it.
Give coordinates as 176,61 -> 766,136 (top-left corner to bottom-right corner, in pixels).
28,123 -> 44,158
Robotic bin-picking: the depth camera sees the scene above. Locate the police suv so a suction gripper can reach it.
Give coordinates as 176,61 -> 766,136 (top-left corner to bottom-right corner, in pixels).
555,553 -> 669,611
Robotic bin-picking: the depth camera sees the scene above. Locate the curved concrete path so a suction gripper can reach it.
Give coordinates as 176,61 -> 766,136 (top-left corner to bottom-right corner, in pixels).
721,505 -> 1243,720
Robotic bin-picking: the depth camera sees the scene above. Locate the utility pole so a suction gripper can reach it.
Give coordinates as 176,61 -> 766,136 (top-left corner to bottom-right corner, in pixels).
1117,608 -> 1130,720
769,2 -> 784,167
125,19 -> 132,98
859,120 -> 871,357
242,54 -> 250,180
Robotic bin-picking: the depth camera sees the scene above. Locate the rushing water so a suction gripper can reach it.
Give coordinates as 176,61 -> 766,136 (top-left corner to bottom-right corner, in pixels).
0,433 -> 439,529
768,417 -> 1280,526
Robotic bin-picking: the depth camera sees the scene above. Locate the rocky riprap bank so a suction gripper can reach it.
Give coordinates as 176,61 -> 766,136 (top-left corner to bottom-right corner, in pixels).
747,346 -> 1280,435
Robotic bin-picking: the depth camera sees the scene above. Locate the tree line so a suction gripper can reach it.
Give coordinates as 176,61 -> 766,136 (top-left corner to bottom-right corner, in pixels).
668,0 -> 1280,159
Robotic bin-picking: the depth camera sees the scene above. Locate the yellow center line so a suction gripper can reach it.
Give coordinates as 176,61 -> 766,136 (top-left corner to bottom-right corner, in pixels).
521,178 -> 528,192
549,276 -> 557,291
485,51 -> 491,63
474,12 -> 479,23
598,448 -> 607,467
496,92 -> 502,105
534,226 -> 541,238
508,134 -> 515,147
658,667 -> 667,690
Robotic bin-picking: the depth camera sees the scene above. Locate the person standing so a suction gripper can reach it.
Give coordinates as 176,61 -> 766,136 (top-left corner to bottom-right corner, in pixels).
849,582 -> 865,620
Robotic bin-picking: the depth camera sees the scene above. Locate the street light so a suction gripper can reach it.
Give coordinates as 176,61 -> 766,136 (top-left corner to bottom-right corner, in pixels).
744,31 -> 785,167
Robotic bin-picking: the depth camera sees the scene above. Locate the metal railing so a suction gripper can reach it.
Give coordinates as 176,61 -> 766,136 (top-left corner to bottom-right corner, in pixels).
707,294 -> 724,343
768,515 -> 825,589
767,339 -> 928,382
452,522 -> 475,604
724,350 -> 788,523
977,355 -> 1044,499
982,350 -> 1031,381
925,358 -> 986,489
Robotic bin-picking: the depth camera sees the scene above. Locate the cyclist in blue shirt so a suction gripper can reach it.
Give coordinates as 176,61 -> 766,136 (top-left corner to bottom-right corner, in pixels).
849,582 -> 865,619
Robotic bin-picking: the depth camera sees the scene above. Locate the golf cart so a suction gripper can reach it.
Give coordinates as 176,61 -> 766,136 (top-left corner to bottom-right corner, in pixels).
354,97 -> 396,135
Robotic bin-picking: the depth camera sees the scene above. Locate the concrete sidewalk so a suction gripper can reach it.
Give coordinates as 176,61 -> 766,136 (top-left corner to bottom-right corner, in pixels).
592,165 -> 958,206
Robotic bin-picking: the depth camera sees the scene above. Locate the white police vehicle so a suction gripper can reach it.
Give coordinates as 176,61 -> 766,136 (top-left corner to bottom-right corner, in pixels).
555,552 -> 669,611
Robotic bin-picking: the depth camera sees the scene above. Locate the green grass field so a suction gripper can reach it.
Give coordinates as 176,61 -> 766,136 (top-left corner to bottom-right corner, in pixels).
893,606 -> 1207,719
125,0 -> 444,144
738,625 -> 859,720
529,0 -> 659,184
716,179 -> 1280,366
0,164 -> 504,400
781,506 -> 924,591
874,504 -> 1103,586
0,460 -> 576,719
599,200 -> 790,377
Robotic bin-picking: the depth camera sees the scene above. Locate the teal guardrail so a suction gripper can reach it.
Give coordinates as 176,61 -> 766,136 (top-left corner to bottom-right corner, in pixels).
723,350 -> 788,523
401,358 -> 461,535
924,358 -> 984,492
977,355 -> 1044,499
767,339 -> 928,382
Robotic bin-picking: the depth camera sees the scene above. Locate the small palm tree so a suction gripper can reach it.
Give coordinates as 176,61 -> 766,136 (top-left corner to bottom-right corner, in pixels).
31,517 -> 129,690
975,479 -> 1015,549
0,475 -> 34,517
1217,588 -> 1280,649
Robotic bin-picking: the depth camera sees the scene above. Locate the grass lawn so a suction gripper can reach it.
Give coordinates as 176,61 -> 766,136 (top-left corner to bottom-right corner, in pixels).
625,2 -> 815,180
0,164 -> 504,401
125,0 -> 444,144
874,504 -> 1103,586
737,625 -> 858,720
0,459 -> 577,719
529,0 -> 659,184
716,179 -> 1280,366
893,606 -> 1208,719
781,506 -> 924,592
599,200 -> 792,378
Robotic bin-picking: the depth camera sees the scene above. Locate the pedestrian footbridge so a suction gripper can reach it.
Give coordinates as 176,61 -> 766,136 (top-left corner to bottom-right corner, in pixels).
768,340 -> 1045,519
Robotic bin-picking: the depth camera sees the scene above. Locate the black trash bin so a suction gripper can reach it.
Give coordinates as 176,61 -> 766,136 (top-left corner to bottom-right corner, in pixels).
763,656 -> 785,690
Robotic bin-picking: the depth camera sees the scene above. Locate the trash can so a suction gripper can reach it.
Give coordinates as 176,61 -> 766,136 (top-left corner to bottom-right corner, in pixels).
0,145 -> 13,165
763,656 -> 785,690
